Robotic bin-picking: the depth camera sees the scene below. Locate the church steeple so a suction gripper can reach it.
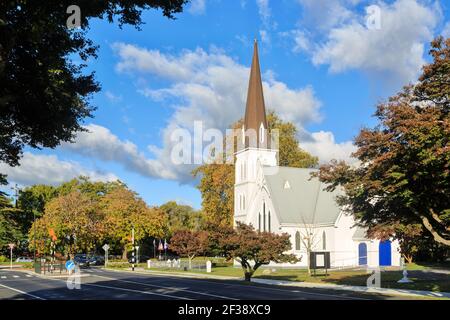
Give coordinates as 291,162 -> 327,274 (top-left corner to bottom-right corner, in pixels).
243,40 -> 268,148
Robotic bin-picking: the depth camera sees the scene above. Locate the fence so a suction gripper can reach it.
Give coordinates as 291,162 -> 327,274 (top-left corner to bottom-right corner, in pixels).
34,260 -> 68,275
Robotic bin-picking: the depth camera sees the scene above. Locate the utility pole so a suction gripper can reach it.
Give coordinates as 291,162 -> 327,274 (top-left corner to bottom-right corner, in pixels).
11,184 -> 19,208
131,227 -> 135,271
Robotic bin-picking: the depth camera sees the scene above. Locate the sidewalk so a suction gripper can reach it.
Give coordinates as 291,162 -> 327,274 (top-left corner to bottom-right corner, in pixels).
105,267 -> 450,299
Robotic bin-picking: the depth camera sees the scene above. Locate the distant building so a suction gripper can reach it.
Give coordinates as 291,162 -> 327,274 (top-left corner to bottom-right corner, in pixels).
234,41 -> 400,268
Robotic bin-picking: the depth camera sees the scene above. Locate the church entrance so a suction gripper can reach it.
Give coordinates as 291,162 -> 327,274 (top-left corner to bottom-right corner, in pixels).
379,240 -> 392,266
358,243 -> 367,265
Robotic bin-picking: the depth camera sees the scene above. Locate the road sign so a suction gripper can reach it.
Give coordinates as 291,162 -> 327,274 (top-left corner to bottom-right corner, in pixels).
102,244 -> 110,251
65,260 -> 75,272
8,243 -> 15,249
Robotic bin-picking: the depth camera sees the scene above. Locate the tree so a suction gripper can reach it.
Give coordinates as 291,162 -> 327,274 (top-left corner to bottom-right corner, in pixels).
314,37 -> 450,247
170,230 -> 208,269
193,111 -> 318,227
267,111 -> 318,168
0,0 -> 188,170
160,201 -> 204,237
298,219 -> 321,274
0,193 -> 22,254
221,222 -> 298,281
101,185 -> 166,260
29,190 -> 105,258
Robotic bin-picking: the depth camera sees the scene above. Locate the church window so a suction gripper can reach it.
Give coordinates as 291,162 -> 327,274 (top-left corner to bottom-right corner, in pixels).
258,212 -> 261,231
263,202 -> 266,232
268,211 -> 271,232
242,126 -> 245,146
259,123 -> 265,144
322,231 -> 327,250
243,195 -> 245,210
295,231 -> 301,251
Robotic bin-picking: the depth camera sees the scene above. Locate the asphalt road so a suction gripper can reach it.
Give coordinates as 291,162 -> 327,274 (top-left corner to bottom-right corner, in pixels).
0,267 -> 403,300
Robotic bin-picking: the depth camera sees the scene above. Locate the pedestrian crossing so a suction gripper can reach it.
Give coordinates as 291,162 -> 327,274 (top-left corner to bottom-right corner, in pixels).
0,274 -> 36,280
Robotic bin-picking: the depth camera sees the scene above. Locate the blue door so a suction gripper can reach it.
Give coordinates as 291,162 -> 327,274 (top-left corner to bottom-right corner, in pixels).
379,240 -> 392,266
358,243 -> 367,265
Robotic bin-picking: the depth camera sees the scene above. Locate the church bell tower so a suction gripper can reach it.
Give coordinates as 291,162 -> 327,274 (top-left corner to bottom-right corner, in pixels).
234,40 -> 277,225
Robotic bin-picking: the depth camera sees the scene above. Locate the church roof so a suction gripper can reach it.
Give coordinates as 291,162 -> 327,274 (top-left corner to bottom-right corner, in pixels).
243,40 -> 268,148
263,166 -> 343,225
352,227 -> 369,240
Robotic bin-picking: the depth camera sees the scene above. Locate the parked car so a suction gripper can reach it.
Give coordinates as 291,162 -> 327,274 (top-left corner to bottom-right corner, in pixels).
88,255 -> 105,266
15,257 -> 33,263
74,254 -> 90,268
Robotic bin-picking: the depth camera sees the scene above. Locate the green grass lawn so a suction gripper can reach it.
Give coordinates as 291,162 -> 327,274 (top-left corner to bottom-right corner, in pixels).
106,260 -> 450,293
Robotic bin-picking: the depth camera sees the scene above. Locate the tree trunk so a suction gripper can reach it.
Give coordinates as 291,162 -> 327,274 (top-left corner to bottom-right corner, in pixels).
244,271 -> 252,281
122,247 -> 128,261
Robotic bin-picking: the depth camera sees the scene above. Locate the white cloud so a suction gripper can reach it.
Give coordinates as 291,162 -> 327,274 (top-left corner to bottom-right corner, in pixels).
188,0 -> 206,15
297,0 -> 356,31
443,21 -> 450,38
105,90 -> 122,103
62,124 -> 178,180
301,131 -> 357,164
256,0 -> 271,28
113,43 -> 327,181
259,29 -> 271,46
0,152 -> 118,186
307,0 -> 440,85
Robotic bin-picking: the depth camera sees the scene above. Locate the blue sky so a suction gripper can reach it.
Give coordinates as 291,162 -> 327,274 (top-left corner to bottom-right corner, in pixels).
2,0 -> 449,209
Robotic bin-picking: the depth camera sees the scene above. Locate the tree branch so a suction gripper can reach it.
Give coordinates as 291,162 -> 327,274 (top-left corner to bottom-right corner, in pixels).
420,214 -> 450,246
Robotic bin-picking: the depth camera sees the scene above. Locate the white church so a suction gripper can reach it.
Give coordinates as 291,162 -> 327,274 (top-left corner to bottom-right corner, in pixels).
234,41 -> 400,268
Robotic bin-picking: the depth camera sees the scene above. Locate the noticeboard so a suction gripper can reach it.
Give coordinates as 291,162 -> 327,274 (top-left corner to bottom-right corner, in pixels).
309,251 -> 331,270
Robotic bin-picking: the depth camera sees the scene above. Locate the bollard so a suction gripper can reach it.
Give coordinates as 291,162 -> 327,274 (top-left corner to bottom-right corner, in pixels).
206,260 -> 212,273
147,260 -> 151,269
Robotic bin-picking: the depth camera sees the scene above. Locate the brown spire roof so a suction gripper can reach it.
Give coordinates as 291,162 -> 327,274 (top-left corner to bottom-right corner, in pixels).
243,40 -> 268,148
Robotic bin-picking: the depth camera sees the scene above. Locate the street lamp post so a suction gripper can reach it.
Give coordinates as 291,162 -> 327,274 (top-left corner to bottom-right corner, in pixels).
131,227 -> 135,271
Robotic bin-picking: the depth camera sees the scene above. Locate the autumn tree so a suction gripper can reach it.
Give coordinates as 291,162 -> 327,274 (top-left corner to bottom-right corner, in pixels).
170,230 -> 208,269
193,111 -> 318,227
221,222 -> 298,281
29,191 -> 105,258
314,37 -> 450,247
0,1 -> 188,176
101,185 -> 166,260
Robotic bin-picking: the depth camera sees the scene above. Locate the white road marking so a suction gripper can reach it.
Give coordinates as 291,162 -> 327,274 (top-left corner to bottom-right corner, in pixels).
13,275 -> 19,278
92,274 -> 239,300
1,276 -> 6,279
81,282 -> 192,300
0,283 -> 46,300
26,275 -> 32,278
103,269 -> 367,300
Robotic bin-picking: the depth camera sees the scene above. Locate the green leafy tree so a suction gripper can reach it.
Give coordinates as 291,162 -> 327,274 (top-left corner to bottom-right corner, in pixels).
314,37 -> 450,247
0,0 -> 188,172
159,201 -> 204,236
0,193 -> 22,254
220,222 -> 298,281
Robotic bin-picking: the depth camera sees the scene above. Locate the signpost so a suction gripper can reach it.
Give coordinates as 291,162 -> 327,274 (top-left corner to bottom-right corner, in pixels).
8,243 -> 15,269
135,246 -> 140,264
102,244 -> 110,267
131,227 -> 135,271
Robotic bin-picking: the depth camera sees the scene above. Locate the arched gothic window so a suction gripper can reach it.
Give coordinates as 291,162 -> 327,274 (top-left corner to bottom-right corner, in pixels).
322,231 -> 327,250
295,231 -> 301,251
